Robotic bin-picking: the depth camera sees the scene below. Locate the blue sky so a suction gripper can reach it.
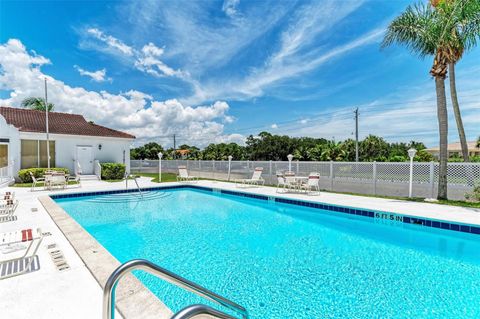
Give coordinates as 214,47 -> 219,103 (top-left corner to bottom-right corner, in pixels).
0,0 -> 479,147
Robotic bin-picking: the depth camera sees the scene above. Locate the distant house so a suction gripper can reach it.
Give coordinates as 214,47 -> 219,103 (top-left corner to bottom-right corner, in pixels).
424,141 -> 480,159
175,149 -> 190,159
0,107 -> 135,180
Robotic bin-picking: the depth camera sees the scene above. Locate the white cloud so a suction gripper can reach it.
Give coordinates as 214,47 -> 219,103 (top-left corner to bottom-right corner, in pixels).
271,123 -> 278,129
74,65 -> 111,82
86,28 -> 134,56
82,28 -> 183,79
134,42 -> 183,78
222,0 -> 240,17
183,1 -> 381,104
0,39 -> 233,147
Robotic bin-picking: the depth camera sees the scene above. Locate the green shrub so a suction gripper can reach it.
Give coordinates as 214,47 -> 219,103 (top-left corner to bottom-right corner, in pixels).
100,163 -> 126,180
465,185 -> 480,202
18,167 -> 70,183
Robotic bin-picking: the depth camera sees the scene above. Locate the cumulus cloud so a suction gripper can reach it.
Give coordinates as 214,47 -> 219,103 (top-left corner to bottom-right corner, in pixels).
0,39 -> 235,147
271,123 -> 278,129
74,65 -> 111,82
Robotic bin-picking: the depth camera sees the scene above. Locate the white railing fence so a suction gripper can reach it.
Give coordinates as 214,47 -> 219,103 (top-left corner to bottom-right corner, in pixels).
130,160 -> 480,200
94,160 -> 101,180
0,162 -> 14,186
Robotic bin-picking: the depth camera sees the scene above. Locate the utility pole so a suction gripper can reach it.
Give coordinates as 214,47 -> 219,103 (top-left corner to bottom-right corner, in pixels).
173,134 -> 176,159
44,78 -> 50,169
354,108 -> 359,162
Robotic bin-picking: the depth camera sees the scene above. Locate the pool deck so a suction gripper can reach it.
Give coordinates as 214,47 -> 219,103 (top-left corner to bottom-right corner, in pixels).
0,178 -> 479,318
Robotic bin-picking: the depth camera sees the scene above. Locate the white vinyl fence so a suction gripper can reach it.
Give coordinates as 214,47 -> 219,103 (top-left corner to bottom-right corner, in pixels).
130,160 -> 480,200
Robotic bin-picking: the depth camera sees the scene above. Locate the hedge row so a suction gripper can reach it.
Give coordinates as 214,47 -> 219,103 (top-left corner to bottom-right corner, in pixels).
100,163 -> 126,180
18,168 -> 70,183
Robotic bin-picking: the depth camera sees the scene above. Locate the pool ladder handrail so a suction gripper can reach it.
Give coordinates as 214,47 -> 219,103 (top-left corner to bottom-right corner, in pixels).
103,259 -> 249,319
124,173 -> 143,198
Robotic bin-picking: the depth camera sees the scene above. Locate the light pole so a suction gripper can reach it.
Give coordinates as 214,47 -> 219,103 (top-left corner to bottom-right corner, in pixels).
287,154 -> 293,172
227,155 -> 233,181
158,152 -> 163,183
408,148 -> 417,198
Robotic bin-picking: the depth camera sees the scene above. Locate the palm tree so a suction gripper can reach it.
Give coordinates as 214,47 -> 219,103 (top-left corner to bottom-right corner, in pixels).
21,97 -> 54,111
431,0 -> 480,162
383,2 -> 459,199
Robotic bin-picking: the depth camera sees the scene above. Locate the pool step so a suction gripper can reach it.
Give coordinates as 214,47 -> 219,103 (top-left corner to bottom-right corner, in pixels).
83,191 -> 172,203
79,174 -> 99,181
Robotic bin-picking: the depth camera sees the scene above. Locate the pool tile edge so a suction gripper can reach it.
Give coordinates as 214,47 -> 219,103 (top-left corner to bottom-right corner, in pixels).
38,195 -> 173,319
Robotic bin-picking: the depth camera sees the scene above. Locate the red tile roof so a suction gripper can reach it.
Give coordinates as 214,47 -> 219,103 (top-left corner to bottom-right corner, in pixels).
0,107 -> 135,139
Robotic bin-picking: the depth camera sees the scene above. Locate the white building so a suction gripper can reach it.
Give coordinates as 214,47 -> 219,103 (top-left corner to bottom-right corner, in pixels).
0,106 -> 135,184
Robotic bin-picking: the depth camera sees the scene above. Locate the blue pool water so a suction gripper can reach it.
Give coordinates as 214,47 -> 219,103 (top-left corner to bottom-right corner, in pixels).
55,188 -> 480,318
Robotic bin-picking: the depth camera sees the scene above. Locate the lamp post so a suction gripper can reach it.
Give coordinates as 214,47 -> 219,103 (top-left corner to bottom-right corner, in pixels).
287,154 -> 293,172
408,148 -> 417,198
158,152 -> 163,183
227,155 -> 233,181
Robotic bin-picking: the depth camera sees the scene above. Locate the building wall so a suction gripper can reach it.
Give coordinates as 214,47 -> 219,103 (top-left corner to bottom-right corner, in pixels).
18,132 -> 133,175
0,115 -> 21,175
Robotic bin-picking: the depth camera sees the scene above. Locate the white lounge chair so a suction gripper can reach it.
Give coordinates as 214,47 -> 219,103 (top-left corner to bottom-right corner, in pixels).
300,172 -> 321,194
0,228 -> 43,280
0,199 -> 18,216
176,166 -> 199,182
235,167 -> 265,187
1,192 -> 15,200
29,172 -> 45,192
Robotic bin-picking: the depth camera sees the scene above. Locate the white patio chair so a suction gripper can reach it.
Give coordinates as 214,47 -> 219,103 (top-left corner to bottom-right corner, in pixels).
300,172 -> 321,194
283,171 -> 298,191
29,172 -> 45,192
46,174 -> 67,190
176,166 -> 199,182
276,174 -> 287,193
235,167 -> 265,187
0,228 -> 43,280
67,174 -> 81,188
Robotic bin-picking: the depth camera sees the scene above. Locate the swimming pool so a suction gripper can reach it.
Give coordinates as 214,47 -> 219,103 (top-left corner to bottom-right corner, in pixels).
54,187 -> 480,318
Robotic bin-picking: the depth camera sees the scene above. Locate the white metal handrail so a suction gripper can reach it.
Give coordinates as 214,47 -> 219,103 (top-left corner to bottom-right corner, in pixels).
103,259 -> 248,319
94,160 -> 101,180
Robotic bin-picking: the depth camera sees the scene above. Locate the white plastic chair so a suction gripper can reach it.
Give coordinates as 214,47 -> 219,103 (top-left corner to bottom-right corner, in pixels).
300,172 -> 321,194
283,171 -> 298,191
276,174 -> 286,193
29,172 -> 45,192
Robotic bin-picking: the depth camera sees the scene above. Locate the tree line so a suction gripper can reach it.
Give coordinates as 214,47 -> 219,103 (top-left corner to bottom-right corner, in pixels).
131,132 -> 441,162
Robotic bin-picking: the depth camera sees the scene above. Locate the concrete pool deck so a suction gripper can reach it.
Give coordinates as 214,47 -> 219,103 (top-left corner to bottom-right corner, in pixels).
0,178 -> 479,318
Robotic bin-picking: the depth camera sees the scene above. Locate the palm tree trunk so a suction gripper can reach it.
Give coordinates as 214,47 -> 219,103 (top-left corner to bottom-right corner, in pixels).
448,63 -> 469,162
435,77 -> 448,200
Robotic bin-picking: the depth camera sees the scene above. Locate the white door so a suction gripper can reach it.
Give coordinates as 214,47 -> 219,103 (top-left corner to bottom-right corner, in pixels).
76,146 -> 94,174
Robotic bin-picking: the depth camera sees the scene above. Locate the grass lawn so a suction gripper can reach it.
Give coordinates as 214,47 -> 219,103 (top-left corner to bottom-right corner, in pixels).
135,172 -> 178,183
